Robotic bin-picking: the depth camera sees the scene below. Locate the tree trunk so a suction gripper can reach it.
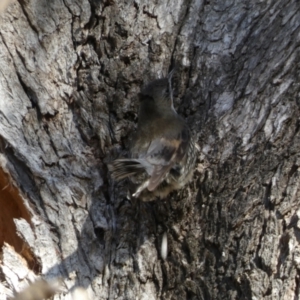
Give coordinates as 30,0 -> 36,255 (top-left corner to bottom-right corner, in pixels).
0,0 -> 300,299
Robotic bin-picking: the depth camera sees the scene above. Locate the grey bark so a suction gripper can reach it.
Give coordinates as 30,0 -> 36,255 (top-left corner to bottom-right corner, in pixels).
0,0 -> 300,299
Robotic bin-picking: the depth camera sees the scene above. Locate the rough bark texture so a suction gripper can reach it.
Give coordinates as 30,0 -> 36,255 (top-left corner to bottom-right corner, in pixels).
0,0 -> 300,299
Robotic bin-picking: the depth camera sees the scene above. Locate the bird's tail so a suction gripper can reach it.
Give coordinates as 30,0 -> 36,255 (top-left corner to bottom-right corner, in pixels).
108,159 -> 145,180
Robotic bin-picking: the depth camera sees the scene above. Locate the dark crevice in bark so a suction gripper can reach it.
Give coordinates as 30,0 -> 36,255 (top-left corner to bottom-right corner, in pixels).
16,72 -> 43,120
295,269 -> 300,300
17,0 -> 44,47
263,181 -> 274,211
0,140 -> 46,215
84,0 -> 98,30
142,6 -> 157,19
240,275 -> 253,300
276,232 -> 290,277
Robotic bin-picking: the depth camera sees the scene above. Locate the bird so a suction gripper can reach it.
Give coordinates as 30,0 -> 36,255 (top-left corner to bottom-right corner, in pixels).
108,72 -> 196,201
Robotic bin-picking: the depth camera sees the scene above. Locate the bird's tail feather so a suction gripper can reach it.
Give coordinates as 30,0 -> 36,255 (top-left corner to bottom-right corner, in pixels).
108,159 -> 145,180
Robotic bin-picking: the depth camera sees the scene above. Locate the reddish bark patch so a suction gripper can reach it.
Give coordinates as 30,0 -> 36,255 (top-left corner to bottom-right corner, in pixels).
0,168 -> 40,272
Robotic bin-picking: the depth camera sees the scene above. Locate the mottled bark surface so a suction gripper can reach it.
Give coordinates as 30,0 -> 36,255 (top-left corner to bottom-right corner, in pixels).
0,0 -> 300,299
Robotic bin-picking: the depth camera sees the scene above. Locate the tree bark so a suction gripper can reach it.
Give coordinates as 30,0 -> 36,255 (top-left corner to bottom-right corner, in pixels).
0,0 -> 300,299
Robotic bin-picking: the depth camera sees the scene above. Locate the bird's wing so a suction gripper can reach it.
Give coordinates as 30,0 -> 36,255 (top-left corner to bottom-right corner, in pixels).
147,164 -> 174,191
145,137 -> 182,191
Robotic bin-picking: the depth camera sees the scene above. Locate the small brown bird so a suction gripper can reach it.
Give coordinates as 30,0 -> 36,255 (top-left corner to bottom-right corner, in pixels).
108,73 -> 196,201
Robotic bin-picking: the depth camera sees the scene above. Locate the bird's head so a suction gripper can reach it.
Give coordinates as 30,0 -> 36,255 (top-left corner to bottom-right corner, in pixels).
139,71 -> 175,112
